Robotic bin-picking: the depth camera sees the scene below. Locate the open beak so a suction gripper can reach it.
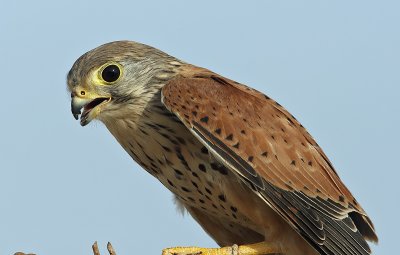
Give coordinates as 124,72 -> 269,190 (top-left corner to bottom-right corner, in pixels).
71,95 -> 111,126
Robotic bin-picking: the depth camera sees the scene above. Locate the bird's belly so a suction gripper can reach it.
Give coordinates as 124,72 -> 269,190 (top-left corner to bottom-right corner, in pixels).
148,133 -> 261,231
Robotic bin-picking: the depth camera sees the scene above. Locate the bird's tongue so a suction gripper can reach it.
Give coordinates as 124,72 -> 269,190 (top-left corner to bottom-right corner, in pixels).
80,97 -> 109,120
81,106 -> 91,120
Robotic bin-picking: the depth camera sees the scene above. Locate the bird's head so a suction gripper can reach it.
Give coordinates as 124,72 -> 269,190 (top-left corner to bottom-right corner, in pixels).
67,41 -> 181,126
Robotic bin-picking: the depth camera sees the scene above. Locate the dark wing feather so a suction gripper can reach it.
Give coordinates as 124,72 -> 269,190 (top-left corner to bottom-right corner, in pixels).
161,66 -> 377,255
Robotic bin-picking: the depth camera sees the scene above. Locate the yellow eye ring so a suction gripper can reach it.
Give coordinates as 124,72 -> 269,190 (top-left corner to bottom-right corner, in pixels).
98,62 -> 123,84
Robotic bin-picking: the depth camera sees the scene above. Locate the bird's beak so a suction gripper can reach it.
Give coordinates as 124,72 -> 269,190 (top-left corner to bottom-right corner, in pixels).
71,95 -> 111,126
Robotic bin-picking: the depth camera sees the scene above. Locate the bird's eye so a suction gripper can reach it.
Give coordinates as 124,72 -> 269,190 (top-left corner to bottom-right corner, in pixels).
101,64 -> 121,83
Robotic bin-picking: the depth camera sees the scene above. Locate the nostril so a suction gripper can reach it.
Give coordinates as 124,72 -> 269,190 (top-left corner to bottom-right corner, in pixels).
80,91 -> 86,96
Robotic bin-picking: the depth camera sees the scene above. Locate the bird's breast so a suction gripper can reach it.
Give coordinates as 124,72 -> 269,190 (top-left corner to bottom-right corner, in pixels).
103,110 -> 260,228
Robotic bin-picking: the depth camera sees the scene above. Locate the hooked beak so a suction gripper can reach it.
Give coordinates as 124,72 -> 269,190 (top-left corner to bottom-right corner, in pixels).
71,95 -> 111,126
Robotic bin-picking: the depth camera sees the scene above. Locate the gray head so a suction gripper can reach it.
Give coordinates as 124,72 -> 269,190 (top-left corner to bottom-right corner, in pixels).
67,41 -> 183,126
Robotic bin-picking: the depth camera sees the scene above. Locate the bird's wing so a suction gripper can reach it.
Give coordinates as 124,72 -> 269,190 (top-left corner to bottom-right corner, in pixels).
161,66 -> 377,255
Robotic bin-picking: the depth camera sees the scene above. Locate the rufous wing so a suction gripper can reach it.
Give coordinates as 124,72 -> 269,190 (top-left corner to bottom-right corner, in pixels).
161,66 -> 377,255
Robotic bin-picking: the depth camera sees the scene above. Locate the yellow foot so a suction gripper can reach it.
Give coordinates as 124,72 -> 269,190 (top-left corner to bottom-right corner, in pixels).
162,242 -> 281,255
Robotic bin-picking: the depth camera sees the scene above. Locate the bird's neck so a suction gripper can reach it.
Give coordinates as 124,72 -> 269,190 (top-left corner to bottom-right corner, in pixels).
101,88 -> 186,166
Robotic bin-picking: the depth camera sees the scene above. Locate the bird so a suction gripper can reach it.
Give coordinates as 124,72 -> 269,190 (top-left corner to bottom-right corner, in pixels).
67,41 -> 378,255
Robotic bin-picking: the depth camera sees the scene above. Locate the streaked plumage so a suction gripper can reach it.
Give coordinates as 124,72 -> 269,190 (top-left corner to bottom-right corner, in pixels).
67,41 -> 377,255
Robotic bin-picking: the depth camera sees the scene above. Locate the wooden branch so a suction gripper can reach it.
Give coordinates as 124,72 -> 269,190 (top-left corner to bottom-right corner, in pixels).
107,242 -> 117,255
93,241 -> 117,255
14,241 -> 117,255
92,241 -> 101,255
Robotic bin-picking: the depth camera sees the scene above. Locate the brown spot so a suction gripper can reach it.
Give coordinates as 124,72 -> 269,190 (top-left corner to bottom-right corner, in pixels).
167,179 -> 175,188
176,137 -> 186,145
261,151 -> 268,157
211,75 -> 230,85
215,128 -> 222,135
230,206 -> 237,212
308,161 -> 313,166
201,146 -> 208,154
210,163 -> 219,170
205,187 -> 212,195
200,116 -> 209,123
150,167 -> 159,175
218,194 -> 226,202
248,156 -> 254,162
192,111 -> 197,116
286,117 -> 295,125
291,160 -> 296,166
139,128 -> 149,135
198,164 -> 206,172
210,163 -> 229,175
199,199 -> 205,204
241,130 -> 246,135
143,152 -> 155,162
191,181 -> 199,188
219,166 -> 229,175
285,183 -> 294,190
233,142 -> 240,149
339,195 -> 345,202
226,134 -> 233,140
181,187 -> 191,192
161,145 -> 172,152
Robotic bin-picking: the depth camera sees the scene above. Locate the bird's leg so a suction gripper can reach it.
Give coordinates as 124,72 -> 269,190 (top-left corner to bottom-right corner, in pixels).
162,241 -> 282,255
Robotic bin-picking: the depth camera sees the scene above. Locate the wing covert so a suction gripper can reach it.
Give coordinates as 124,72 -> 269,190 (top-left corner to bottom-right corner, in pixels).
161,66 -> 377,255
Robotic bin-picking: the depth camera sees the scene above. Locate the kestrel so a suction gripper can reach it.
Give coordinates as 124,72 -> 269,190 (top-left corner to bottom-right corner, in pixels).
67,41 -> 378,255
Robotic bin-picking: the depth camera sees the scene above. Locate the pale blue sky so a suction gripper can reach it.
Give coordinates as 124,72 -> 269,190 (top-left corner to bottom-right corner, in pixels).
1,1 -> 398,254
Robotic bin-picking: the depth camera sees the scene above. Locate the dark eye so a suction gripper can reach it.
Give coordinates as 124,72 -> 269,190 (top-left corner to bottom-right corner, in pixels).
102,64 -> 120,82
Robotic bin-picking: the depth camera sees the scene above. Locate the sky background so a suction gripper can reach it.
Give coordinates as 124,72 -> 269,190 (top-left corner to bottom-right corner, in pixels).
1,1 -> 399,254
